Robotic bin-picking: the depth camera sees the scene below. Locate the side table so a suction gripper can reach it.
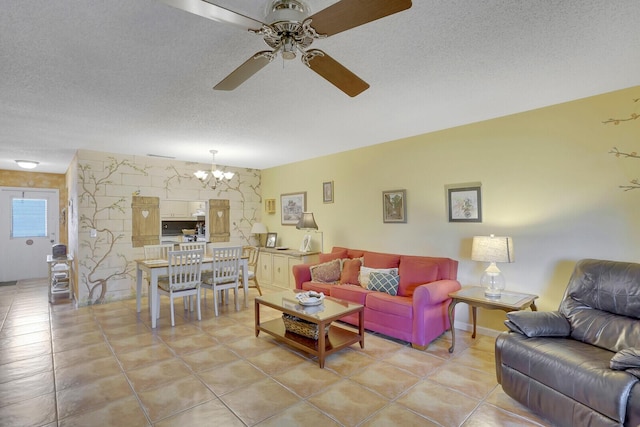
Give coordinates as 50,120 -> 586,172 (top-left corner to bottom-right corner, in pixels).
448,286 -> 538,353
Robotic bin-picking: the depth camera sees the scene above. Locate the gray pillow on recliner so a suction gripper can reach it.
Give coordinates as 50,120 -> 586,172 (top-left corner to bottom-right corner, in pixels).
505,311 -> 571,338
610,348 -> 640,371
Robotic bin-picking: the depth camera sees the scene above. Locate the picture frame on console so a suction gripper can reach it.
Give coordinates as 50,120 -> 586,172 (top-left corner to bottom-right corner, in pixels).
281,192 -> 306,225
382,189 -> 407,223
265,232 -> 277,248
447,183 -> 482,222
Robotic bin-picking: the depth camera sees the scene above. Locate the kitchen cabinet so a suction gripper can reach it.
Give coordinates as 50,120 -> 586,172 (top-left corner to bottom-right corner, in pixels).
161,200 -> 189,218
258,248 -> 319,289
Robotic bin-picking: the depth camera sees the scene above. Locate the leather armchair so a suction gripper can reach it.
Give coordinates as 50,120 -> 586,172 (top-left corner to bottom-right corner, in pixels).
495,259 -> 640,427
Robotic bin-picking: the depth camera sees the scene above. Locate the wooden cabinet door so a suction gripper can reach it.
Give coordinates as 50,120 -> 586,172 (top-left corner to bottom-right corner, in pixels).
258,252 -> 272,285
131,196 -> 159,247
272,254 -> 288,289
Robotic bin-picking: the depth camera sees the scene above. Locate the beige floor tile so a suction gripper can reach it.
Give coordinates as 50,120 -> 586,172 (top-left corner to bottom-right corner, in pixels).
118,343 -> 175,371
54,355 -> 122,391
1,312 -> 50,328
485,386 -> 551,425
350,361 -> 420,399
397,380 -> 479,426
322,347 -> 376,377
108,333 -> 164,354
0,330 -> 51,349
53,341 -> 113,369
198,359 -> 268,396
357,333 -> 406,359
155,399 -> 244,427
256,401 -> 342,427
163,332 -> 219,354
56,373 -> 133,419
227,335 -> 291,359
360,403 -> 440,427
272,361 -> 342,398
51,321 -> 100,339
307,379 -> 389,426
100,322 -> 151,339
0,353 -> 53,384
206,322 -> 255,343
179,344 -> 240,372
453,346 -> 497,372
52,330 -> 106,353
0,392 -> 57,426
126,358 -> 192,392
428,363 -> 498,400
462,402 -> 550,426
0,320 -> 50,338
155,323 -> 202,340
383,347 -> 447,377
0,340 -> 52,365
58,395 -> 150,427
221,377 -> 300,425
246,345 -> 307,375
0,370 -> 55,407
137,375 -> 215,422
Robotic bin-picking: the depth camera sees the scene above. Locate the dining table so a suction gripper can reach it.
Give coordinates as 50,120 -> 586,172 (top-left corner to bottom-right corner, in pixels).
135,255 -> 249,328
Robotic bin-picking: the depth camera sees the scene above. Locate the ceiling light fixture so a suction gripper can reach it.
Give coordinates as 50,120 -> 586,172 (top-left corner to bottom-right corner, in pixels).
194,150 -> 234,189
15,160 -> 39,169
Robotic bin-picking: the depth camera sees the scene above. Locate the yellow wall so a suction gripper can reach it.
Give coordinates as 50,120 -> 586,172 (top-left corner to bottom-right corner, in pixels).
261,86 -> 640,333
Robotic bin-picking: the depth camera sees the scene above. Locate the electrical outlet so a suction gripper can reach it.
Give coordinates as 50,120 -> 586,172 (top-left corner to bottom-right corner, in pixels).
90,229 -> 97,238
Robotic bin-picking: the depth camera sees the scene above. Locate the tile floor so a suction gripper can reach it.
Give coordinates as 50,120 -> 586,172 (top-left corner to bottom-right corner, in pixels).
0,278 -> 552,426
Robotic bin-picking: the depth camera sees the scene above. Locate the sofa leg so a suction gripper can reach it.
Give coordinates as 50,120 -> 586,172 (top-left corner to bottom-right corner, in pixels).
411,343 -> 427,351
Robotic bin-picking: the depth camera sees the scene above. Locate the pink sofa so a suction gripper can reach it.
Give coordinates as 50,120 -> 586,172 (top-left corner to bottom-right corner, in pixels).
292,246 -> 461,350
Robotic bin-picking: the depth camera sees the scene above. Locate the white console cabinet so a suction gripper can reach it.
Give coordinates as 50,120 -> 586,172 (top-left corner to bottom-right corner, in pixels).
258,248 -> 319,289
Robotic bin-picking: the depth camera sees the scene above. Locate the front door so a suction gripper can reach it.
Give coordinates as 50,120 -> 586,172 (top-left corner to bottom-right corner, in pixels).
0,188 -> 59,281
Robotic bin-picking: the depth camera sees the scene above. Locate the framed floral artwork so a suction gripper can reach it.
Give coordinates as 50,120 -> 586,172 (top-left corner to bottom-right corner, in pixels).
447,185 -> 482,222
280,192 -> 306,225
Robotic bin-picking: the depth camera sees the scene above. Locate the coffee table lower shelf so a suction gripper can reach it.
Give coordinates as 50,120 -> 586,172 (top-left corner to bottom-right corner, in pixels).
257,318 -> 362,368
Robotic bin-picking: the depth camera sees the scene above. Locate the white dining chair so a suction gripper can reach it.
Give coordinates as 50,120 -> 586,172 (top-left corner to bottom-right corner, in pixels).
156,249 -> 204,326
202,246 -> 242,316
144,243 -> 174,260
179,241 -> 207,251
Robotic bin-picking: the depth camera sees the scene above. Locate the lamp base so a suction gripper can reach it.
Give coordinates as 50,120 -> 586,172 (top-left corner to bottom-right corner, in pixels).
484,289 -> 502,299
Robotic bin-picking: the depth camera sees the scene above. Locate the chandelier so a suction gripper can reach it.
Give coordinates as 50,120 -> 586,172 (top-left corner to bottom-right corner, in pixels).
194,150 -> 234,189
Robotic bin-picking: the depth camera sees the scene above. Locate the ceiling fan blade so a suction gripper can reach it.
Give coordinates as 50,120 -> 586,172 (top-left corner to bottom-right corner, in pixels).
303,50 -> 369,97
308,0 -> 411,37
158,0 -> 266,31
214,52 -> 274,91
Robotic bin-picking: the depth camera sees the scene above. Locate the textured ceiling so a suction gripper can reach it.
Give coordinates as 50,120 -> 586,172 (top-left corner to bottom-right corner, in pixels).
1,0 -> 639,173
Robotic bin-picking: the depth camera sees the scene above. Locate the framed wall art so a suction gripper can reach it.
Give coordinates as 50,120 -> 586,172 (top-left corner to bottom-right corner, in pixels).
382,189 -> 407,223
447,184 -> 482,222
323,181 -> 334,203
280,191 -> 306,225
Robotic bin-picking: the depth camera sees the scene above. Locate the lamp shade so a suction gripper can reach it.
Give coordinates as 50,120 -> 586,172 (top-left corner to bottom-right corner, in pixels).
296,212 -> 318,230
250,222 -> 267,234
471,235 -> 514,263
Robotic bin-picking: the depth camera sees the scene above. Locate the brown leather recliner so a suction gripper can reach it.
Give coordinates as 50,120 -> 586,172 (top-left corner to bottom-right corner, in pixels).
495,259 -> 640,427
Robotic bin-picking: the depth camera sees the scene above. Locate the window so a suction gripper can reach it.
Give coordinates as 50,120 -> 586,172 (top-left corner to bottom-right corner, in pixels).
12,198 -> 47,238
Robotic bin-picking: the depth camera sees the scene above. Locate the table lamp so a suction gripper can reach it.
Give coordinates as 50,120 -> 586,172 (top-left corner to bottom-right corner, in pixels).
250,222 -> 268,247
296,212 -> 323,252
471,234 -> 514,298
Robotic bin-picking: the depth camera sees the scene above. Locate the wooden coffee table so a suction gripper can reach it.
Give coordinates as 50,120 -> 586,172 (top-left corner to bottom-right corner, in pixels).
255,290 -> 364,368
448,286 -> 538,353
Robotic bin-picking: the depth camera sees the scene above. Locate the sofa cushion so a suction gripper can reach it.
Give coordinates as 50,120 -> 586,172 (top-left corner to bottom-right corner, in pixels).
610,348 -> 640,370
363,251 -> 400,269
319,249 -> 348,263
505,311 -> 571,338
330,284 -> 371,305
366,292 -> 413,318
309,259 -> 341,283
368,272 -> 400,296
398,256 -> 439,297
340,258 -> 362,285
359,266 -> 398,288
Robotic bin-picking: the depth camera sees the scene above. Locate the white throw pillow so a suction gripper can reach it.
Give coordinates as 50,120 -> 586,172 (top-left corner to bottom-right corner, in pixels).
358,266 -> 398,288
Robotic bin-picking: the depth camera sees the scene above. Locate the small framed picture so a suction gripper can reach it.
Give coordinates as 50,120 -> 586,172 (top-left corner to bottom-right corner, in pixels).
447,184 -> 482,222
382,189 -> 407,223
323,181 -> 334,203
265,232 -> 277,248
281,192 -> 306,225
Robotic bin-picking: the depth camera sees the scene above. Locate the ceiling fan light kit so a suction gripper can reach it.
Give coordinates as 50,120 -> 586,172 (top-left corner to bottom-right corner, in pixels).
160,0 -> 412,97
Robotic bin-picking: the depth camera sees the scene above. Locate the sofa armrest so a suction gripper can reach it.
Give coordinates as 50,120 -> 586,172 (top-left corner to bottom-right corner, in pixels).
413,279 -> 462,306
292,263 -> 313,290
505,311 -> 571,338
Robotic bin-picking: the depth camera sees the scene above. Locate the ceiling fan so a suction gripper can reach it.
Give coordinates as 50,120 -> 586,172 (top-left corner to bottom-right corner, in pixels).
158,0 -> 412,97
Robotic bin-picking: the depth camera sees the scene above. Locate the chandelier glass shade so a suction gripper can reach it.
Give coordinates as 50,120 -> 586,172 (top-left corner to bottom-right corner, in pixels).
194,150 -> 234,189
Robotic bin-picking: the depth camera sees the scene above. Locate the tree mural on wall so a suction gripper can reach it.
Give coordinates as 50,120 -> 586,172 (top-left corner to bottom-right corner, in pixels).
78,157 -> 149,304
606,97 -> 639,191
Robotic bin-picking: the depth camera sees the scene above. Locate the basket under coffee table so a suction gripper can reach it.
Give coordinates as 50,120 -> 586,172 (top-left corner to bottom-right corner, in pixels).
255,290 -> 364,368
